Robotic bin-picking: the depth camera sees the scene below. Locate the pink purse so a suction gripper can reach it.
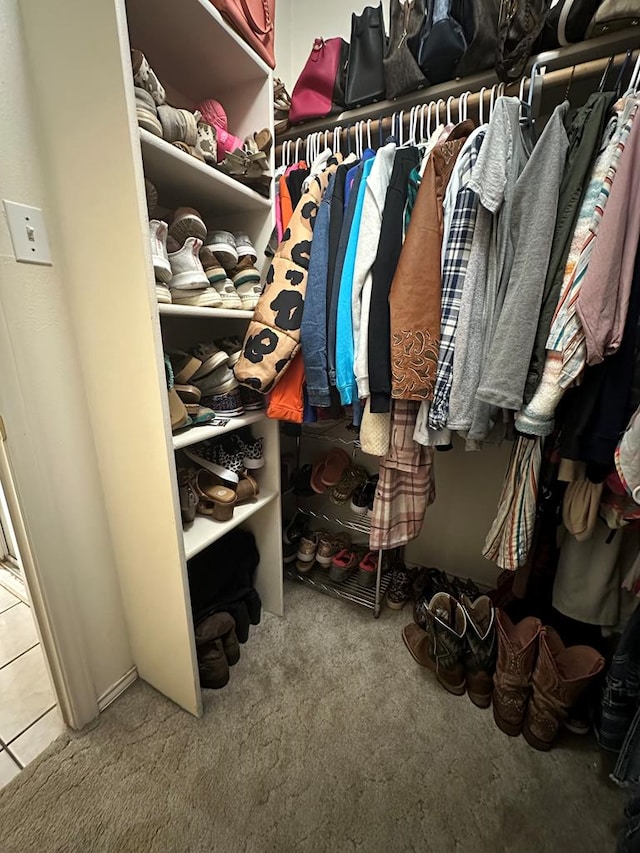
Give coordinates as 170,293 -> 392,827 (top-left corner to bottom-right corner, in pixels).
289,37 -> 347,125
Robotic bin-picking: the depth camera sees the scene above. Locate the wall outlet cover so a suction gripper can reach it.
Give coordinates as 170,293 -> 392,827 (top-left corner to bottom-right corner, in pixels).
2,200 -> 52,266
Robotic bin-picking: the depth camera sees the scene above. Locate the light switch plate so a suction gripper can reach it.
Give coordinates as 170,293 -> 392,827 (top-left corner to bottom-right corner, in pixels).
2,200 -> 52,265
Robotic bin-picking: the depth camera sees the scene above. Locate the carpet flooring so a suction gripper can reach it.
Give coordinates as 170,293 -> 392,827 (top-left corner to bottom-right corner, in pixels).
0,582 -> 625,853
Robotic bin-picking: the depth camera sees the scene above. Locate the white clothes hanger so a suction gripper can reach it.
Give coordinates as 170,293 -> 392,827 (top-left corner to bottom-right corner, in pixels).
478,85 -> 486,125
446,95 -> 455,125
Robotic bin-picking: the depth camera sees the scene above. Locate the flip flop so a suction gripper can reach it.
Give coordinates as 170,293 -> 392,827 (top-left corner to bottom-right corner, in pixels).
319,449 -> 351,487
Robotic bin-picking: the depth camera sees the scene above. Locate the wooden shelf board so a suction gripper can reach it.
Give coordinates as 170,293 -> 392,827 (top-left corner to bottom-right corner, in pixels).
183,490 -> 277,560
173,410 -> 266,450
158,303 -> 254,320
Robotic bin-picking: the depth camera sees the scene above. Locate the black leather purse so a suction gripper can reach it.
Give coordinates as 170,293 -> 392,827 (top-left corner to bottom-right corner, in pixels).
538,0 -> 602,49
409,0 -> 469,86
345,4 -> 387,109
384,0 -> 428,99
455,0 -> 501,77
496,0 -> 553,82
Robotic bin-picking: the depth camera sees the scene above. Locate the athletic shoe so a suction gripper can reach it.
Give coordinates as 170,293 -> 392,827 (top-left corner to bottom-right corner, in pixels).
149,220 -> 172,283
357,551 -> 378,588
168,237 -> 209,290
191,343 -> 228,379
199,246 -> 227,284
316,531 -> 350,568
235,280 -> 262,310
131,49 -> 166,105
212,277 -> 243,310
235,428 -> 264,469
155,282 -> 172,304
193,363 -> 235,396
296,531 -> 323,574
202,386 -> 245,417
350,475 -> 379,516
169,207 -> 207,244
215,337 -> 243,367
203,231 -> 238,271
135,87 -> 162,137
234,233 -> 258,263
170,288 -> 222,308
195,99 -> 243,161
157,104 -> 198,146
229,255 -> 261,288
239,386 -> 264,410
183,442 -> 239,487
385,561 -> 413,610
195,121 -> 217,165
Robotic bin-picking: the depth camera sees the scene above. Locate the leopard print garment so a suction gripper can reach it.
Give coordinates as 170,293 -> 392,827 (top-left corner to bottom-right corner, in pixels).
234,154 -> 342,394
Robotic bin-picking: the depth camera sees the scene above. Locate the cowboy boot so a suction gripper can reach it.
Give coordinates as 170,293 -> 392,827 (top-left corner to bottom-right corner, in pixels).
523,626 -> 605,751
402,592 -> 467,695
461,595 -> 497,709
492,610 -> 542,736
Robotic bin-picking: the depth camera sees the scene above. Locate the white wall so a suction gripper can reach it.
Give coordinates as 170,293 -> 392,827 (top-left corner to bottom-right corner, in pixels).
0,0 -> 133,722
276,0 -> 391,89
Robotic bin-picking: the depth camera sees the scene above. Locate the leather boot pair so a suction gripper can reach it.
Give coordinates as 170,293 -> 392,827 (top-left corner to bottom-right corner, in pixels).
194,612 -> 240,689
492,610 -> 605,749
402,593 -> 496,703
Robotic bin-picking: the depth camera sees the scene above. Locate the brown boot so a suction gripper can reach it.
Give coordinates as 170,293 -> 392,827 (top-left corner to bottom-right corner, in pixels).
492,610 -> 542,736
523,627 -> 605,751
402,593 -> 467,696
194,612 -> 239,687
461,595 -> 497,709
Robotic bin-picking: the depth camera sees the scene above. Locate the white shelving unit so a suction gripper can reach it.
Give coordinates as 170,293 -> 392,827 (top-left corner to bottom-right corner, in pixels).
20,0 -> 282,718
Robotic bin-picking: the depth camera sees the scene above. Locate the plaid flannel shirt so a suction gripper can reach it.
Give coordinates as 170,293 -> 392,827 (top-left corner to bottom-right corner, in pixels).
429,131 -> 485,430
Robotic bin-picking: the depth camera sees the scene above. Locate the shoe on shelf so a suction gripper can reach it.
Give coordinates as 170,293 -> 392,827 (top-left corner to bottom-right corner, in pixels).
296,530 -> 323,574
196,121 -> 217,165
135,87 -> 163,137
283,511 -> 307,547
239,386 -> 264,411
149,220 -> 172,283
230,255 -> 261,288
168,237 -> 209,290
191,343 -> 229,379
200,246 -> 227,284
235,428 -> 264,469
131,49 -> 166,105
402,593 -> 467,696
236,472 -> 259,504
157,104 -> 199,146
357,551 -> 378,588
172,141 -> 206,162
273,77 -> 291,134
350,474 -> 378,516
184,442 -> 240,487
155,282 -> 172,304
460,595 -> 497,709
330,546 -> 365,583
234,233 -> 258,264
385,561 -> 414,610
202,386 -> 245,418
310,448 -> 351,494
330,464 -> 369,505
204,231 -> 238,271
212,277 -> 243,310
215,337 -> 243,368
169,207 -> 207,244
196,98 -> 243,161
169,351 -> 202,385
170,288 -> 222,308
316,531 -> 351,568
195,471 -> 237,521
235,280 -> 262,310
177,465 -> 199,525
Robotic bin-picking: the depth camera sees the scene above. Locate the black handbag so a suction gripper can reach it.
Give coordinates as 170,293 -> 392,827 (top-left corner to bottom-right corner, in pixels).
455,0 -> 501,77
384,0 -> 428,99
496,0 -> 553,82
538,0 -> 603,47
345,4 -> 387,109
409,0 -> 469,86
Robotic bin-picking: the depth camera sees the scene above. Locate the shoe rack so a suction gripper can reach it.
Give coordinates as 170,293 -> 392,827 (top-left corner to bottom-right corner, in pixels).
19,0 -> 282,717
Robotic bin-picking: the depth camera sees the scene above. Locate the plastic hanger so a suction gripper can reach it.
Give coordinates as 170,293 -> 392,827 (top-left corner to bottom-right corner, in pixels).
598,55 -> 615,92
478,86 -> 486,125
446,95 -> 455,125
625,50 -> 640,93
616,50 -> 633,95
489,84 -> 497,119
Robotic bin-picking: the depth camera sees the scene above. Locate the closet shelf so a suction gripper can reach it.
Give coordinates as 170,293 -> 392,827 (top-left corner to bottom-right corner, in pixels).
285,564 -> 391,615
173,411 -> 266,450
159,304 -> 254,320
140,130 -> 271,215
183,490 -> 277,560
297,505 -> 371,536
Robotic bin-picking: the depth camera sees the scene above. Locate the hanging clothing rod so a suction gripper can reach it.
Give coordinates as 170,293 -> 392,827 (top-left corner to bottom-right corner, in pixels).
275,50 -> 637,163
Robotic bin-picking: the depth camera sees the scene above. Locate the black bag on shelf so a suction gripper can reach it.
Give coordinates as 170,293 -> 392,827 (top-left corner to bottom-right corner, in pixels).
496,0 -> 553,82
409,0 -> 470,86
384,0 -> 428,98
454,0 -> 501,77
538,0 -> 603,48
345,4 -> 388,108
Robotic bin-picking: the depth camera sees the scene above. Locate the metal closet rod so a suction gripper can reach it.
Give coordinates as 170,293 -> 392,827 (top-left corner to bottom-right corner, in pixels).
275,50 -> 636,162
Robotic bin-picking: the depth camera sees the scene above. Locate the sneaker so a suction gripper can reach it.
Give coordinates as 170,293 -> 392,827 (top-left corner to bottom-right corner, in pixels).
131,49 -> 166,105
212,277 -> 243,310
385,561 -> 413,610
283,511 -> 307,546
283,540 -> 297,564
168,237 -> 209,290
183,443 -> 239,487
169,207 -> 207,244
157,104 -> 198,146
239,386 -> 264,411
191,343 -> 229,380
330,465 -> 369,505
217,435 -> 247,474
215,337 -> 243,367
296,531 -> 322,574
235,428 -> 264,469
330,547 -> 364,583
203,231 -> 238,271
149,220 -> 172,283
194,366 -> 236,397
202,386 -> 245,417
200,246 -> 227,284
316,531 -> 350,568
350,475 -> 378,516
195,99 -> 243,161
235,280 -> 262,310
135,87 -> 162,137
170,288 -> 222,308
234,233 -> 258,263
229,255 -> 261,287
357,551 -> 378,588
155,282 -> 172,304
195,121 -> 217,165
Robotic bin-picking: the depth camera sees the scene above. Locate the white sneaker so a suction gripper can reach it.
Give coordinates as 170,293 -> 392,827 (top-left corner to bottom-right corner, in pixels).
149,220 -> 172,283
212,277 -> 243,310
235,280 -> 261,310
155,282 -> 172,303
170,288 -> 223,308
168,237 -> 209,290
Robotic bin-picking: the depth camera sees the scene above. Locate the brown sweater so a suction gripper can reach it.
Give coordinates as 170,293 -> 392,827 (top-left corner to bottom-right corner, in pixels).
390,121 -> 473,402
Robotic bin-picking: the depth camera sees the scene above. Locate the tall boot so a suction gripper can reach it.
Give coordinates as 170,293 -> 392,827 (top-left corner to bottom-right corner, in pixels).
461,595 -> 497,709
523,626 -> 605,751
402,592 -> 467,695
492,610 -> 542,736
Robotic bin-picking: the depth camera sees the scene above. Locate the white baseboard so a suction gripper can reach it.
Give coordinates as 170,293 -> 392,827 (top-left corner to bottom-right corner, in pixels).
97,666 -> 138,712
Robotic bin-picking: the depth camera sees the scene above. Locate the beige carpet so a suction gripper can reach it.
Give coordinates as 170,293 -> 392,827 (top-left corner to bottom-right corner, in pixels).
0,582 -> 624,852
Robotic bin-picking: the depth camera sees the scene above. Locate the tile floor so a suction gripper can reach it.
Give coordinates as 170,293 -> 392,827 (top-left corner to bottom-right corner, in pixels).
0,583 -> 64,789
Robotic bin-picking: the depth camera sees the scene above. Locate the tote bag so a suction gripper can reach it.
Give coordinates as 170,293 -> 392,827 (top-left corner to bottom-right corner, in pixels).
289,38 -> 348,124
345,4 -> 387,109
209,0 -> 276,69
384,0 -> 427,98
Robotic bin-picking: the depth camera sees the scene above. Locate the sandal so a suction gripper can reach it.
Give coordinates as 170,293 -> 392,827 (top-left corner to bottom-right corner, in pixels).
236,473 -> 260,503
195,471 -> 237,521
330,465 -> 369,505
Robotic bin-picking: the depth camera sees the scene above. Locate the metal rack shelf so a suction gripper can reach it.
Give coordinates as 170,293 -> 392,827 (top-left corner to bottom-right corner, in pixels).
285,563 -> 392,617
301,420 -> 361,448
297,504 -> 371,536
